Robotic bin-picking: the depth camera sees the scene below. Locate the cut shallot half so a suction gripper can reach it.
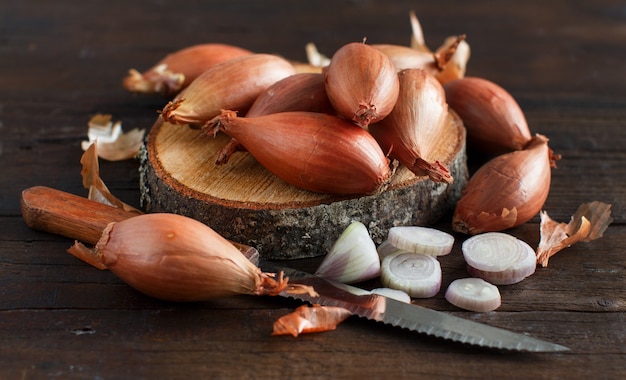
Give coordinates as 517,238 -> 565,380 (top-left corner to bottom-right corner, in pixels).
387,226 -> 454,256
445,278 -> 501,312
380,252 -> 441,298
465,239 -> 536,285
314,221 -> 381,284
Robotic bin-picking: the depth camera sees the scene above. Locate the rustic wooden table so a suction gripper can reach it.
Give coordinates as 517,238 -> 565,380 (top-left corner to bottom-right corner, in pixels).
1,0 -> 625,378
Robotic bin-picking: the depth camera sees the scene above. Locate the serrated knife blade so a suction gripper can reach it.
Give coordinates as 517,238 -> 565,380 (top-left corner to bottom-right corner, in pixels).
259,259 -> 569,352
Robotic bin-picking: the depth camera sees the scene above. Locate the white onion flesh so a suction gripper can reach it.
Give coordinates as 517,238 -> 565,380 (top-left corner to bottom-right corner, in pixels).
380,252 -> 441,298
466,239 -> 537,285
314,221 -> 381,284
445,278 -> 501,312
388,226 -> 455,256
461,232 -> 526,272
376,239 -> 411,261
370,287 -> 412,303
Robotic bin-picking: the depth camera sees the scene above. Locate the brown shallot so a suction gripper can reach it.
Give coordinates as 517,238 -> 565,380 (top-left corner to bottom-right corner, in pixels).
369,68 -> 452,183
206,110 -> 390,195
216,73 -> 334,164
161,54 -> 296,127
66,213 -> 315,302
123,43 -> 253,96
452,134 -> 559,235
444,77 -> 532,156
324,41 -> 400,128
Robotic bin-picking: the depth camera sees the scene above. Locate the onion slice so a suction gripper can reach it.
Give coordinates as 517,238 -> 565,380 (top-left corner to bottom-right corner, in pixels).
314,221 -> 381,284
445,278 -> 501,312
388,226 -> 454,256
466,239 -> 536,285
370,287 -> 412,303
380,252 -> 441,298
461,232 -> 526,272
376,239 -> 411,261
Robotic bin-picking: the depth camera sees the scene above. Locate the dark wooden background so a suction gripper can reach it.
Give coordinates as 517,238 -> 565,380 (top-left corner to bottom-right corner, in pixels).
1,0 -> 625,378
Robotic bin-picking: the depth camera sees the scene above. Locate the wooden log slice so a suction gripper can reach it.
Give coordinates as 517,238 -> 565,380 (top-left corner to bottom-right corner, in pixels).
139,112 -> 467,259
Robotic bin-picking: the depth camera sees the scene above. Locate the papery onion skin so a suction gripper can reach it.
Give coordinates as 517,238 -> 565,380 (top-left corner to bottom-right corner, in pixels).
369,68 -> 452,183
452,134 -> 557,235
324,42 -> 400,128
207,111 -> 390,195
161,54 -> 296,127
444,77 -> 531,156
123,43 -> 253,96
82,213 -> 286,302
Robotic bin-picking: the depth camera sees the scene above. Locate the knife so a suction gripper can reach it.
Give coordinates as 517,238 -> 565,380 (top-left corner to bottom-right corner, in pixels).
21,186 -> 569,352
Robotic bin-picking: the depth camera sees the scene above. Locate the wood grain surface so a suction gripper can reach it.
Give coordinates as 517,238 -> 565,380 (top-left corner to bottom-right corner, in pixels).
1,0 -> 625,379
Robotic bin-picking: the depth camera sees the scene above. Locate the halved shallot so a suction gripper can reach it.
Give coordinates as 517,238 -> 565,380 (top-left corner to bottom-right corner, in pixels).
369,68 -> 452,183
206,111 -> 390,195
445,278 -> 501,312
380,252 -> 441,298
324,41 -> 400,128
161,54 -> 296,127
314,221 -> 381,284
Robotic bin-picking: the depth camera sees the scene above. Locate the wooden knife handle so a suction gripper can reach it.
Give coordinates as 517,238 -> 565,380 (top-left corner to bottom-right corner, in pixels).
20,186 -> 260,263
21,186 -> 140,245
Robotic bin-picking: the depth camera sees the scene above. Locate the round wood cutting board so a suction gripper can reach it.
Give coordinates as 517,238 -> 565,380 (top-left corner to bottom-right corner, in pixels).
139,113 -> 467,259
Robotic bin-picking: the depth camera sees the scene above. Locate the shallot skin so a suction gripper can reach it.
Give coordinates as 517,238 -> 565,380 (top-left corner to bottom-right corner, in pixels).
324,42 -> 400,128
207,111 -> 390,195
452,134 -> 557,235
123,43 -> 253,96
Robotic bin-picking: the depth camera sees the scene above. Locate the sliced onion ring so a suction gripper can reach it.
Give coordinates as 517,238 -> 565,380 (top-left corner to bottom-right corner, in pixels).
461,232 -> 526,272
388,226 -> 454,256
466,239 -> 536,285
380,252 -> 441,298
445,278 -> 501,312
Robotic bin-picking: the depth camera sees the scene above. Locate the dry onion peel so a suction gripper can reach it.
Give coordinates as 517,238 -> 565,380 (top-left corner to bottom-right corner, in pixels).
272,304 -> 352,337
536,201 -> 612,267
314,221 -> 381,284
80,143 -> 142,215
67,213 -> 315,302
81,114 -> 145,162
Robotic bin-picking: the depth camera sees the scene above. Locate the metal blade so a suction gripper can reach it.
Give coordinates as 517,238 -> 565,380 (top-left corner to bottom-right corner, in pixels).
260,259 -> 569,352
